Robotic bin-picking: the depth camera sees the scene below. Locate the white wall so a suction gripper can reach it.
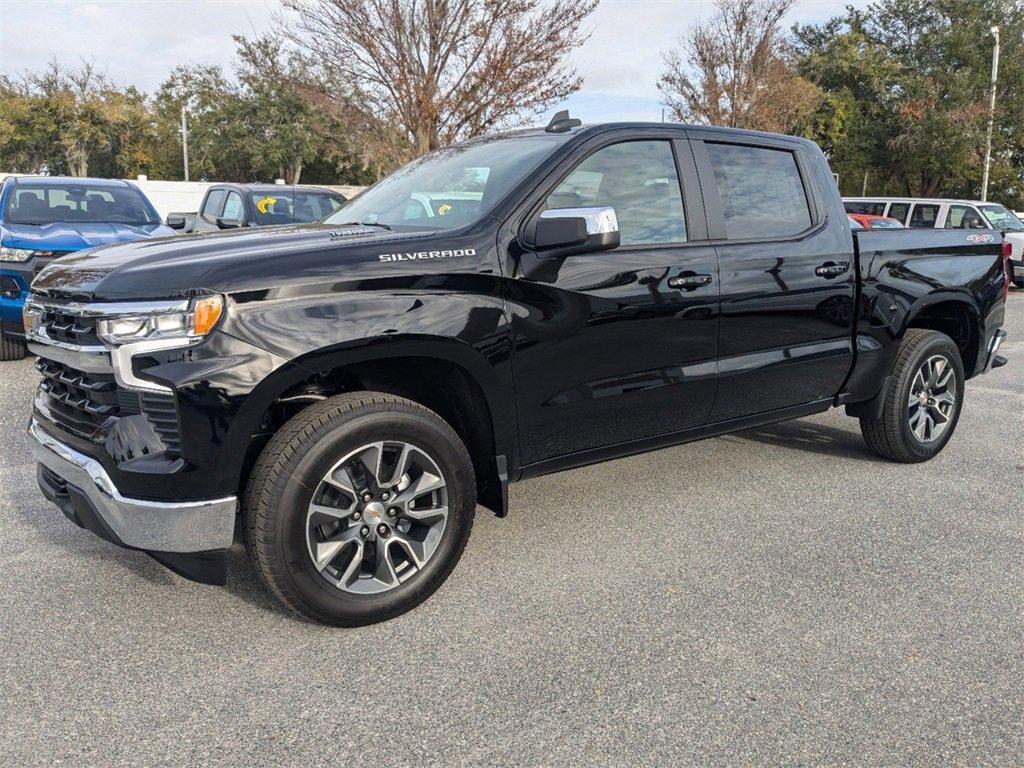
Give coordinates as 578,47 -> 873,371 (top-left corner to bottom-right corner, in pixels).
131,178 -> 213,218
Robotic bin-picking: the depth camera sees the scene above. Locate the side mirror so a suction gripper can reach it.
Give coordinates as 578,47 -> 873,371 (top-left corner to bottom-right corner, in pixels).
216,217 -> 243,230
165,214 -> 186,230
530,207 -> 620,258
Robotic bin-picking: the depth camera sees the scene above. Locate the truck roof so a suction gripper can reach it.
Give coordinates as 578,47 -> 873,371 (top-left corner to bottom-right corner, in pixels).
491,121 -> 813,147
9,175 -> 135,189
209,183 -> 341,195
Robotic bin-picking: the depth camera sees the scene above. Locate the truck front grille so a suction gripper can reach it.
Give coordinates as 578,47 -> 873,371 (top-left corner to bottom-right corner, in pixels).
31,303 -> 183,456
38,307 -> 100,346
37,358 -> 120,436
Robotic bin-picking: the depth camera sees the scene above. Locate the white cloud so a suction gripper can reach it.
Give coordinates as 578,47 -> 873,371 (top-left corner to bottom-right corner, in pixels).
0,0 -> 866,114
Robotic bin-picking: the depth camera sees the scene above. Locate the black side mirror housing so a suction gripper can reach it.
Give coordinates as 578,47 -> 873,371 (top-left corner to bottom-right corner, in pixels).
216,217 -> 243,230
166,214 -> 186,230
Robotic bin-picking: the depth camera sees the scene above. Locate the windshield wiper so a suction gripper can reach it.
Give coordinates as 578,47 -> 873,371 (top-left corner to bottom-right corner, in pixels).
337,220 -> 391,231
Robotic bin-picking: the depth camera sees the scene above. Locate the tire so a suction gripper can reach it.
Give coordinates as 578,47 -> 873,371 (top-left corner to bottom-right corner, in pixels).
243,391 -> 476,626
0,331 -> 26,361
859,329 -> 965,463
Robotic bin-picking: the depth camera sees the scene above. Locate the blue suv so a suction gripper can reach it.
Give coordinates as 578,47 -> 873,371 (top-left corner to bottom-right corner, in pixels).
0,176 -> 174,359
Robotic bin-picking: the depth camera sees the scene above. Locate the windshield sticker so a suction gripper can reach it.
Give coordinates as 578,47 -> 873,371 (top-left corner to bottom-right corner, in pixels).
378,248 -> 476,262
255,196 -> 277,214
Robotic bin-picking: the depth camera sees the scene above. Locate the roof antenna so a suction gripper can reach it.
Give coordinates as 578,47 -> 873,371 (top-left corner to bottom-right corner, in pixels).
545,110 -> 581,133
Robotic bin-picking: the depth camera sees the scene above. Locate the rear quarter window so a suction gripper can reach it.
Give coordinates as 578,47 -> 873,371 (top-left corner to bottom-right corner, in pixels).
705,143 -> 812,239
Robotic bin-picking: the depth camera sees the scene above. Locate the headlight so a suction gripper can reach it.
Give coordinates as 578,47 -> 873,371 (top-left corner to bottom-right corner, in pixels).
0,246 -> 36,262
97,296 -> 224,346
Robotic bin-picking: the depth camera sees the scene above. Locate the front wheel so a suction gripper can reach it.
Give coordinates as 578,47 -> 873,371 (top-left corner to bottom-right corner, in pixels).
859,329 -> 965,463
0,330 -> 26,361
244,391 -> 476,626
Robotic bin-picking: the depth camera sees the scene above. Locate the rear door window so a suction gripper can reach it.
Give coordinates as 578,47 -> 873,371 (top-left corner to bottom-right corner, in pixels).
908,204 -> 940,228
704,142 -> 812,239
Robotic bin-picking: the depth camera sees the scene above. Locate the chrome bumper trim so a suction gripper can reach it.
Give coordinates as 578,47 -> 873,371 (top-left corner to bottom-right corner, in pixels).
984,328 -> 1007,374
28,418 -> 236,552
26,340 -> 111,373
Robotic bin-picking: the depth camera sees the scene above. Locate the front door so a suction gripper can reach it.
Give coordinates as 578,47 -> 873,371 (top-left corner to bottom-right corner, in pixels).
689,134 -> 856,422
506,134 -> 720,467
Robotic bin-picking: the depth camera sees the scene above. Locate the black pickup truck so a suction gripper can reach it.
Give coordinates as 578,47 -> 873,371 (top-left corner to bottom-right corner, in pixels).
23,116 -> 1010,625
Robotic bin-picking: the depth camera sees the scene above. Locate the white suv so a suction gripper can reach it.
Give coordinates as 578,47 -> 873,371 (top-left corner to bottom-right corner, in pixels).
844,197 -> 1024,287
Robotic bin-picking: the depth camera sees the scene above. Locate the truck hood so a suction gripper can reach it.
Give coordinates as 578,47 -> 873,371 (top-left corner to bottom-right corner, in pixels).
30,224 -> 426,301
2,221 -> 175,253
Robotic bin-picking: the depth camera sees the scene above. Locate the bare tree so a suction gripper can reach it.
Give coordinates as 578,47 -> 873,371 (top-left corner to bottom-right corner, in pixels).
658,0 -> 820,133
280,0 -> 598,161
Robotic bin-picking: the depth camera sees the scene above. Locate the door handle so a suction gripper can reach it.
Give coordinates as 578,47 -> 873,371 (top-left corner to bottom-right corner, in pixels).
815,261 -> 849,278
668,273 -> 713,290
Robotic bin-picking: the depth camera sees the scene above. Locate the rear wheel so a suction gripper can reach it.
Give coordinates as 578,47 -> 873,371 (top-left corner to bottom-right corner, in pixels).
859,329 -> 964,463
244,391 -> 476,625
0,331 -> 26,361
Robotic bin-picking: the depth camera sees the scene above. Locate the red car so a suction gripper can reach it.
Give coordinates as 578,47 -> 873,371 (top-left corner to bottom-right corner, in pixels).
848,213 -> 904,229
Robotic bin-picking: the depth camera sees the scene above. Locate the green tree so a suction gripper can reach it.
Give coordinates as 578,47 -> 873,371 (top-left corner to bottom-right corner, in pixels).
795,0 -> 1024,207
152,35 -> 363,183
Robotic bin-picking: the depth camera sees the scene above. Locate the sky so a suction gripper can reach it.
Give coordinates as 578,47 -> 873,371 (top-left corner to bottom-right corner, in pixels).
0,0 -> 869,123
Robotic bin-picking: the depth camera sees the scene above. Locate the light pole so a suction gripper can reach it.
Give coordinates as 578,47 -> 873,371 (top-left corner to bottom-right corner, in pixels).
180,105 -> 190,183
981,25 -> 1000,202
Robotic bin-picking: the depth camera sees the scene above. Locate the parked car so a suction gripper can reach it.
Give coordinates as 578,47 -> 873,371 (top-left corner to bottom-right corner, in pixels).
845,197 -> 1024,286
167,184 -> 347,233
25,117 -> 1009,625
847,213 -> 904,229
0,176 -> 173,360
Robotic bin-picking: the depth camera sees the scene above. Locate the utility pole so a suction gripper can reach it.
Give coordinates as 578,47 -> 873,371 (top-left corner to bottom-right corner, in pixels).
862,170 -> 868,196
982,25 -> 1000,202
180,105 -> 190,183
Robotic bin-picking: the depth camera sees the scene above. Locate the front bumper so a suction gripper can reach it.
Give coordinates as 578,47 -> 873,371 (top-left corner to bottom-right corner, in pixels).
28,418 -> 237,583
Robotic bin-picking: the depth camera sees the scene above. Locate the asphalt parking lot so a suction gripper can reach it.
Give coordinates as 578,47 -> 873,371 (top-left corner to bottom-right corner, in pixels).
1,293 -> 1021,767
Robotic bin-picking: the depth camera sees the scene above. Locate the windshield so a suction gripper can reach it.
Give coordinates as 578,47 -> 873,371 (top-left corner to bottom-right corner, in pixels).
869,218 -> 903,229
325,135 -> 564,231
979,204 -> 1024,231
4,183 -> 157,226
249,190 -> 344,225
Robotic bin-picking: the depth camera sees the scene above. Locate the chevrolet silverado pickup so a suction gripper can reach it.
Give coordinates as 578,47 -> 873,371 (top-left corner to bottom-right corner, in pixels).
24,116 -> 1010,625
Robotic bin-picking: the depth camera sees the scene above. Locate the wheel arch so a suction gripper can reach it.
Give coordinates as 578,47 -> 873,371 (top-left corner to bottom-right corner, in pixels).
901,292 -> 982,378
223,334 -> 516,517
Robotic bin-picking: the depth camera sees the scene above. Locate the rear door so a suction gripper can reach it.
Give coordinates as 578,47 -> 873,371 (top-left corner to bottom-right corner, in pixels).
690,132 -> 856,422
507,131 -> 720,466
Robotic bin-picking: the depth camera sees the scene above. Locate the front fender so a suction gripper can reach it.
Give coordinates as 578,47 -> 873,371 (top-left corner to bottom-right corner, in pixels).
217,279 -> 516,480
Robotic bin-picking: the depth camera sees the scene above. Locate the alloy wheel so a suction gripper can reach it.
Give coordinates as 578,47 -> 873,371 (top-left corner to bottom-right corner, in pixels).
306,441 -> 448,594
907,354 -> 957,444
